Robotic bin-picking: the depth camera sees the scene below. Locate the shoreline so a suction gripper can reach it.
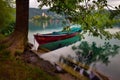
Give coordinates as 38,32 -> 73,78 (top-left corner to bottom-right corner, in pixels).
22,49 -> 79,80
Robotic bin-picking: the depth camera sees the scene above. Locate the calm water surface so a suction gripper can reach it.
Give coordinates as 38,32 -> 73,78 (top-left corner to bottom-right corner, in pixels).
28,20 -> 120,80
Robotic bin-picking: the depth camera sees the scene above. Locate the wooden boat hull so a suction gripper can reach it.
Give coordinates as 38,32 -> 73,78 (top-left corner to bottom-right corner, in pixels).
34,32 -> 79,45
34,26 -> 82,50
38,35 -> 81,51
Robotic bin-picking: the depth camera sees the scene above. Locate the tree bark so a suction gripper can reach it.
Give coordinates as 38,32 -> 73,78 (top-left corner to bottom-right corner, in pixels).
12,0 -> 29,52
2,0 -> 29,54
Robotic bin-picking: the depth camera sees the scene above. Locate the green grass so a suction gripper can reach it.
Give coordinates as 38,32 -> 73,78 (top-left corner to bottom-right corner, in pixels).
0,46 -> 60,80
0,34 -> 6,40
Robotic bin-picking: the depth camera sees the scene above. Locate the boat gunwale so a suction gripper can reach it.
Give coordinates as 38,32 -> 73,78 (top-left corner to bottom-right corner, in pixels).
34,32 -> 77,37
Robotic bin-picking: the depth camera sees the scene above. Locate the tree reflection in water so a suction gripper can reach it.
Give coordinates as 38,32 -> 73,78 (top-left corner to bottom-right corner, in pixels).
30,19 -> 49,28
72,41 -> 120,66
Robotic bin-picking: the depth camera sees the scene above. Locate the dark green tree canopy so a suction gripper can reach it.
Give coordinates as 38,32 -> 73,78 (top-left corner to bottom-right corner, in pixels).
38,0 -> 120,40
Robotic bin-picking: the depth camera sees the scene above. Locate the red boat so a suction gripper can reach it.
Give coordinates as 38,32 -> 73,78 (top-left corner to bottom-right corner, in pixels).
34,32 -> 79,44
34,26 -> 82,45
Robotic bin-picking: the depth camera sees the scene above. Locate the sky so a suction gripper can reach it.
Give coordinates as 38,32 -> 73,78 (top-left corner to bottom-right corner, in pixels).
29,0 -> 120,9
29,0 -> 40,8
107,0 -> 120,7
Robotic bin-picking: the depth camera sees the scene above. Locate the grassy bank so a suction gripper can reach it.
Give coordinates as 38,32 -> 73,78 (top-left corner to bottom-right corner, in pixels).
0,45 -> 60,80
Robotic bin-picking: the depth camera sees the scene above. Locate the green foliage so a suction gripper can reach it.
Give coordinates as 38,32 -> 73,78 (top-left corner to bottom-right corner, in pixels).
0,0 -> 15,29
0,50 -> 60,80
72,45 -> 77,50
38,0 -> 120,40
0,22 -> 15,36
0,50 -> 10,61
0,34 -> 6,40
30,15 -> 52,26
0,59 -> 60,80
72,41 -> 120,65
0,45 -> 59,80
0,45 -> 10,61
31,15 -> 51,21
31,15 -> 41,20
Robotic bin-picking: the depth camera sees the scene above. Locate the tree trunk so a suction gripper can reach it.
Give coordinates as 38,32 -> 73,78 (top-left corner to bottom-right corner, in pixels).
5,0 -> 29,54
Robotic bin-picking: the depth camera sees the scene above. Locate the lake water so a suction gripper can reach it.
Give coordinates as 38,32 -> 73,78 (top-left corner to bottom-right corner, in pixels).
28,19 -> 120,80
